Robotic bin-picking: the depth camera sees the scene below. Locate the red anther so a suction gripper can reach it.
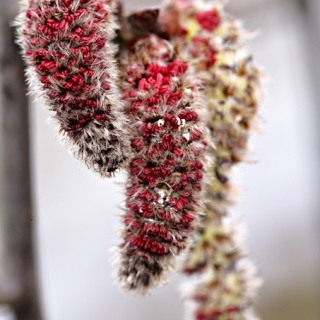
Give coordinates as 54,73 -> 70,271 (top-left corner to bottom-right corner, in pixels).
69,34 -> 80,42
130,166 -> 141,176
171,91 -> 182,100
156,73 -> 164,85
26,9 -> 32,19
169,198 -> 176,207
74,27 -> 83,35
190,128 -> 202,140
60,93 -> 68,101
131,138 -> 144,151
40,76 -> 50,84
143,223 -> 157,234
65,82 -> 73,89
94,2 -> 102,11
29,37 -> 38,45
70,59 -> 78,66
90,100 -> 98,108
127,202 -> 140,213
171,117 -> 179,127
148,96 -> 160,104
93,113 -> 106,121
180,213 -> 195,224
80,44 -> 90,54
195,170 -> 203,180
168,60 -> 188,76
70,75 -> 80,85
83,52 -> 91,60
179,109 -> 198,121
192,36 -> 210,46
59,69 -> 67,77
147,77 -> 156,87
49,91 -> 59,99
141,203 -> 154,218
175,198 -> 185,211
142,167 -> 153,176
166,158 -> 175,166
79,115 -> 89,123
179,196 -> 188,206
131,158 -> 147,168
54,52 -> 63,59
75,122 -> 83,130
47,18 -> 57,24
157,84 -> 168,95
138,78 -> 148,90
124,216 -> 135,226
195,9 -> 221,32
173,148 -> 184,157
181,180 -> 189,187
97,39 -> 106,48
72,47 -> 79,55
204,49 -> 217,66
146,122 -> 153,130
128,90 -> 137,98
37,25 -> 46,33
154,165 -> 167,177
147,63 -> 160,76
131,101 -> 143,113
193,183 -> 202,191
194,161 -> 203,169
81,36 -> 89,42
87,69 -> 95,77
181,191 -> 191,198
75,8 -> 86,15
139,190 -> 153,201
101,83 -> 110,90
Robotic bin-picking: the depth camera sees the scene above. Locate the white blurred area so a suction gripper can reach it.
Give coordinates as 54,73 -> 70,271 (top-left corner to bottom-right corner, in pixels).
1,0 -> 320,319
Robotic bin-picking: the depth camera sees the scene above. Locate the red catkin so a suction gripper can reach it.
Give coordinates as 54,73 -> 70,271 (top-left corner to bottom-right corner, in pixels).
113,35 -> 208,295
15,0 -> 130,176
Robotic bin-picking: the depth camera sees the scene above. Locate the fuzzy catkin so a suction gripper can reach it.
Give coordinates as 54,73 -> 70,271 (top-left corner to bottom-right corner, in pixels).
15,0 -> 130,177
160,0 -> 263,318
113,34 -> 208,295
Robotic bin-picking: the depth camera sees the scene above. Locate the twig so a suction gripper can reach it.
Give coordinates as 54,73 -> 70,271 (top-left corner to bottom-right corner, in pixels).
0,1 -> 42,319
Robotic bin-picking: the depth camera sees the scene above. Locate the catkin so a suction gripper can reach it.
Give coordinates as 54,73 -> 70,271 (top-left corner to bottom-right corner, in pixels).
15,0 -> 130,176
113,34 -> 208,295
160,0 -> 263,318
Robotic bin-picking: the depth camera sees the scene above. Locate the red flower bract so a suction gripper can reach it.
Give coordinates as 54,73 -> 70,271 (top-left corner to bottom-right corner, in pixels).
114,35 -> 208,295
16,0 -> 130,176
195,9 -> 221,32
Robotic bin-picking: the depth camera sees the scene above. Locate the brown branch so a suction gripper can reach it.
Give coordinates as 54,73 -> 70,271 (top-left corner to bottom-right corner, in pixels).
0,1 -> 42,319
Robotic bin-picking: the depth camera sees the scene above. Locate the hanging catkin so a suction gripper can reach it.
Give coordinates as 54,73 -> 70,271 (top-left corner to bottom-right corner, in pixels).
113,34 -> 208,295
15,0 -> 130,176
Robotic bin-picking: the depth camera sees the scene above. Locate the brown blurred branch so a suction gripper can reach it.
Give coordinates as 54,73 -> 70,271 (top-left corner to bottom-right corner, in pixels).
0,1 -> 42,319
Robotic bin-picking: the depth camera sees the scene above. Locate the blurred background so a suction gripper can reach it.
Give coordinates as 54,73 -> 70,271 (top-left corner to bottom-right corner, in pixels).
0,0 -> 320,319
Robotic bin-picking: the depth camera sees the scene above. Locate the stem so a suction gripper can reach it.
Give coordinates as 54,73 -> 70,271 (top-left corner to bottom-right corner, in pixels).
0,1 -> 42,319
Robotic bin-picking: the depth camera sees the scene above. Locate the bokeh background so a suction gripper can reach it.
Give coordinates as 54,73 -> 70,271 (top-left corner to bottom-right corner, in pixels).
1,0 -> 320,319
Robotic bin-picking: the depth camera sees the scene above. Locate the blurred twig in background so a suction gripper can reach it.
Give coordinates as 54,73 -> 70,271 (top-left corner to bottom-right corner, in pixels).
0,1 -> 42,319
